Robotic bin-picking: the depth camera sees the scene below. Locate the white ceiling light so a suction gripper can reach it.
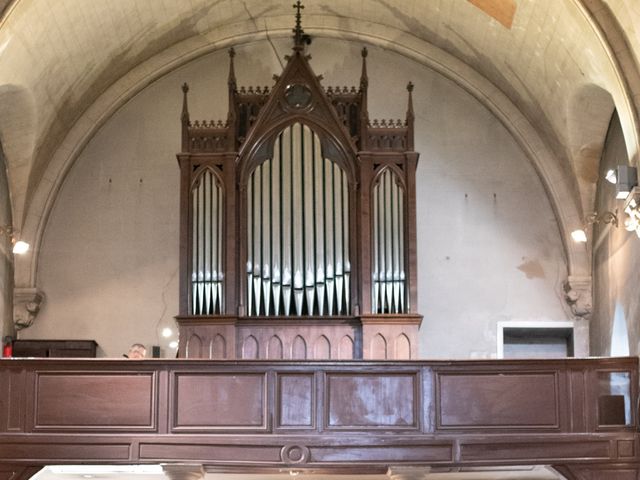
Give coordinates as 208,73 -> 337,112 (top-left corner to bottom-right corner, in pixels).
571,229 -> 587,243
12,240 -> 30,254
0,226 -> 30,255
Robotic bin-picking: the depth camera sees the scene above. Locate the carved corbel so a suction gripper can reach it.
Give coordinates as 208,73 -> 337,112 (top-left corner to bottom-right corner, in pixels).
563,276 -> 592,319
13,287 -> 44,330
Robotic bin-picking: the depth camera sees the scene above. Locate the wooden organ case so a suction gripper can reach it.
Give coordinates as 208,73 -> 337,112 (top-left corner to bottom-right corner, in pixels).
176,8 -> 421,359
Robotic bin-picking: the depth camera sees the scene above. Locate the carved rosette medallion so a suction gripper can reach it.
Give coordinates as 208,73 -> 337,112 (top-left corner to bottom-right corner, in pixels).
280,444 -> 310,464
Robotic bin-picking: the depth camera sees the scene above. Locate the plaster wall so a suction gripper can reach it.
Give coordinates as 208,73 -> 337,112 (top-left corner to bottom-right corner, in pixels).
0,147 -> 13,340
23,39 -> 573,358
593,111 -> 639,356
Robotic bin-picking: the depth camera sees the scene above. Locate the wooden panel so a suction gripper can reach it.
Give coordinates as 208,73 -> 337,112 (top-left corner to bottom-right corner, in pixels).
312,444 -> 452,463
139,443 -> 280,463
618,440 -> 635,458
0,466 -> 16,480
173,373 -> 266,431
569,369 -> 587,432
292,335 -> 307,359
12,340 -> 97,358
7,369 -> 25,432
212,334 -> 227,359
0,357 -> 637,473
267,336 -> 283,360
34,373 -> 155,431
0,443 -> 130,461
277,374 -> 314,428
186,334 -> 204,358
461,439 -> 611,461
327,373 -> 418,429
437,372 -> 559,429
235,323 -> 358,360
0,466 -> 41,480
555,464 -> 640,480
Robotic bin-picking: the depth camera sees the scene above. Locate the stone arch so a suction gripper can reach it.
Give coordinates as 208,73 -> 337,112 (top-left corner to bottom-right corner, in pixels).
573,0 -> 640,168
0,83 -> 36,227
15,22 -> 597,299
566,84 -> 616,216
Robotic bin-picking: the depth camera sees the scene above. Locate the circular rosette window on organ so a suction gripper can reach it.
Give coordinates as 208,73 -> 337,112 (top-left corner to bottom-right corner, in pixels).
284,83 -> 312,109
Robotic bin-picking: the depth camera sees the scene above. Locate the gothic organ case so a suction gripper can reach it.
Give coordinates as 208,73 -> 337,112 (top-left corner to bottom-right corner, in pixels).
176,18 -> 421,359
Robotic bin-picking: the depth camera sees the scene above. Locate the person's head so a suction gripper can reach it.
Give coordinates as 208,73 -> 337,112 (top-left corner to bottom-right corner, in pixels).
127,343 -> 147,359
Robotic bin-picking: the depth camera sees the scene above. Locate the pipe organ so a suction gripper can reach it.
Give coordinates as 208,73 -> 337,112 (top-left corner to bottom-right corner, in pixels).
176,9 -> 422,359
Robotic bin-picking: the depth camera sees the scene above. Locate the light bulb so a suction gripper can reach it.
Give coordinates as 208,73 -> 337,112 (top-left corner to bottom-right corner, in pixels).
571,229 -> 587,243
12,240 -> 29,254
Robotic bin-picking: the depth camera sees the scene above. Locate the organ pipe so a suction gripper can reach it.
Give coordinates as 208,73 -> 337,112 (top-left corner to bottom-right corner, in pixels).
191,169 -> 224,315
247,123 -> 350,316
372,168 -> 407,313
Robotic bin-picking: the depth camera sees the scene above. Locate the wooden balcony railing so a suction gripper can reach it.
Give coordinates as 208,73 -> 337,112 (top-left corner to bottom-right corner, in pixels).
0,357 -> 638,479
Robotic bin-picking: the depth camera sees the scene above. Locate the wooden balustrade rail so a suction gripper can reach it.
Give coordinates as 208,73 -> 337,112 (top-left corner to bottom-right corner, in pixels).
0,357 -> 638,479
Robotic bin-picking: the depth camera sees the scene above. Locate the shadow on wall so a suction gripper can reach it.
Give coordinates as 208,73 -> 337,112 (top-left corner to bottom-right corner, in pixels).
0,142 -> 13,339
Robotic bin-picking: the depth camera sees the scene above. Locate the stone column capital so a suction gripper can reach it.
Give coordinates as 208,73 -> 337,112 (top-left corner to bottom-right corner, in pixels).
13,287 -> 44,330
564,275 -> 592,319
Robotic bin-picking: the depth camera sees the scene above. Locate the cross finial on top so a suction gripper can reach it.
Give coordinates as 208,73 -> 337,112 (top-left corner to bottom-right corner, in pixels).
292,0 -> 306,48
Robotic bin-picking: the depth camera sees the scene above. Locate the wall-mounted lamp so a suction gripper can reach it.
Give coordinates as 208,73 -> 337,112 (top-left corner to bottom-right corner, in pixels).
0,225 -> 30,255
606,165 -> 638,200
571,211 -> 618,243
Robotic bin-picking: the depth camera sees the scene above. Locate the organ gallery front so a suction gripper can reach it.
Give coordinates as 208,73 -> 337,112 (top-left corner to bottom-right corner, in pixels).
176,4 -> 421,359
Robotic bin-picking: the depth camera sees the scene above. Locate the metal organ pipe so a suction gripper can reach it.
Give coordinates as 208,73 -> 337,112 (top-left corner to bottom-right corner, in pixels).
372,169 -> 407,314
247,123 -> 350,316
191,169 -> 224,315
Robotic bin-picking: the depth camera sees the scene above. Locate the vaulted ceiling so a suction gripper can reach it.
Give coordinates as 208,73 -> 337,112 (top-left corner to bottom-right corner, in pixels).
1,0 -> 639,285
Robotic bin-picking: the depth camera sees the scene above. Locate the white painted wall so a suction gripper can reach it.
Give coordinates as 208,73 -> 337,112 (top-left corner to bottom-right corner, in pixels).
22,38 -> 573,358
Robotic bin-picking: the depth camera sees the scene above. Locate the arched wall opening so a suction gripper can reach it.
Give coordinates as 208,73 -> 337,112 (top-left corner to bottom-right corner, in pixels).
18,38 -> 574,358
